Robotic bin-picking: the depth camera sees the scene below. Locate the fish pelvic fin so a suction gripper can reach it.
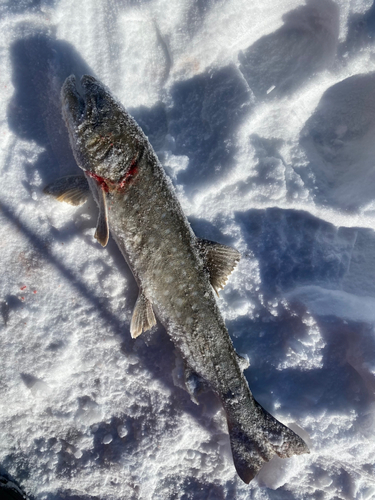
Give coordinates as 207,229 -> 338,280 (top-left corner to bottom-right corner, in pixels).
130,291 -> 157,338
227,400 -> 309,484
94,187 -> 109,247
44,175 -> 90,206
196,239 -> 241,295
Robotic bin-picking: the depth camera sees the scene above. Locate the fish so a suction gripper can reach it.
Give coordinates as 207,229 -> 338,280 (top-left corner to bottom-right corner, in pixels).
45,74 -> 309,483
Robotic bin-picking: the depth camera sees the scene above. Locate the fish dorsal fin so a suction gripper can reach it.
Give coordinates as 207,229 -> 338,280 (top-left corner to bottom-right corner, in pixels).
44,175 -> 90,206
130,291 -> 157,338
94,188 -> 109,247
197,239 -> 241,295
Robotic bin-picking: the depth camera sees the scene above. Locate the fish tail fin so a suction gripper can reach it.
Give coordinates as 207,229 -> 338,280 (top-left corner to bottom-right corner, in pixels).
226,399 -> 309,484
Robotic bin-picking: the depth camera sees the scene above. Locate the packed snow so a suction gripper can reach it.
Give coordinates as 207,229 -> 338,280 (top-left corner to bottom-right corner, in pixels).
2,0 -> 375,498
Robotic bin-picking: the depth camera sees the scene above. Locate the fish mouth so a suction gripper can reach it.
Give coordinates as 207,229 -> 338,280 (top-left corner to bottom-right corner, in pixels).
61,74 -> 106,126
61,75 -> 85,125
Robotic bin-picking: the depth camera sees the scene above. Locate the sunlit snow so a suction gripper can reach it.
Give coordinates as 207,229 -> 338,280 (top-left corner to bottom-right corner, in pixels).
2,0 -> 375,499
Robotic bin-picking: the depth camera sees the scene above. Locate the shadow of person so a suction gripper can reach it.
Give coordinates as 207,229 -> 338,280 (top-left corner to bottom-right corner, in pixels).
8,30 -> 93,182
239,0 -> 339,99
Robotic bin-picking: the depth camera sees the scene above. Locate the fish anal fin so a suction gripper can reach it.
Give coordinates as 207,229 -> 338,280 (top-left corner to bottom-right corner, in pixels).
94,188 -> 109,247
44,175 -> 90,206
130,291 -> 156,338
197,238 -> 241,294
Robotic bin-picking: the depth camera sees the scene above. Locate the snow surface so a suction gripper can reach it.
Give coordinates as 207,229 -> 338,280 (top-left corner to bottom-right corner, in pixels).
2,0 -> 375,498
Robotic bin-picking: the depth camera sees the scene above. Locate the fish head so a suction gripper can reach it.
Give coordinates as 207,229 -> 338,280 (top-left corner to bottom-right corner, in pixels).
61,75 -> 143,188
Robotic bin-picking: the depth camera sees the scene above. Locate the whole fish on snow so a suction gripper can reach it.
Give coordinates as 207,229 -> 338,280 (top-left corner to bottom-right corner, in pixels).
45,75 -> 309,483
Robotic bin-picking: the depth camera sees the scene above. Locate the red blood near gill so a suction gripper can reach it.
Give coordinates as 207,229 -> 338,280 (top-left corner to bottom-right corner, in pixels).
87,171 -> 109,192
20,285 -> 26,290
86,159 -> 139,192
118,158 -> 139,190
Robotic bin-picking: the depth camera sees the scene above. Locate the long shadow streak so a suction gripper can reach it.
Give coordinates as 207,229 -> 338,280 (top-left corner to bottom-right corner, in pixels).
0,199 -> 128,337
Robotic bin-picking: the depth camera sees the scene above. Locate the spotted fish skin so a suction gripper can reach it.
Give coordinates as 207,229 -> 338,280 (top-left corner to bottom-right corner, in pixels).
60,75 -> 309,483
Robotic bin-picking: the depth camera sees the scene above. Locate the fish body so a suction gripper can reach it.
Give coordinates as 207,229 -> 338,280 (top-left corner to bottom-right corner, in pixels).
47,75 -> 309,483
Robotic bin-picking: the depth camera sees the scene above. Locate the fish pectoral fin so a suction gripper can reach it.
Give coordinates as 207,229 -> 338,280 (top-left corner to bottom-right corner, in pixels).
94,188 -> 109,247
44,175 -> 90,206
130,291 -> 157,338
196,238 -> 241,295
